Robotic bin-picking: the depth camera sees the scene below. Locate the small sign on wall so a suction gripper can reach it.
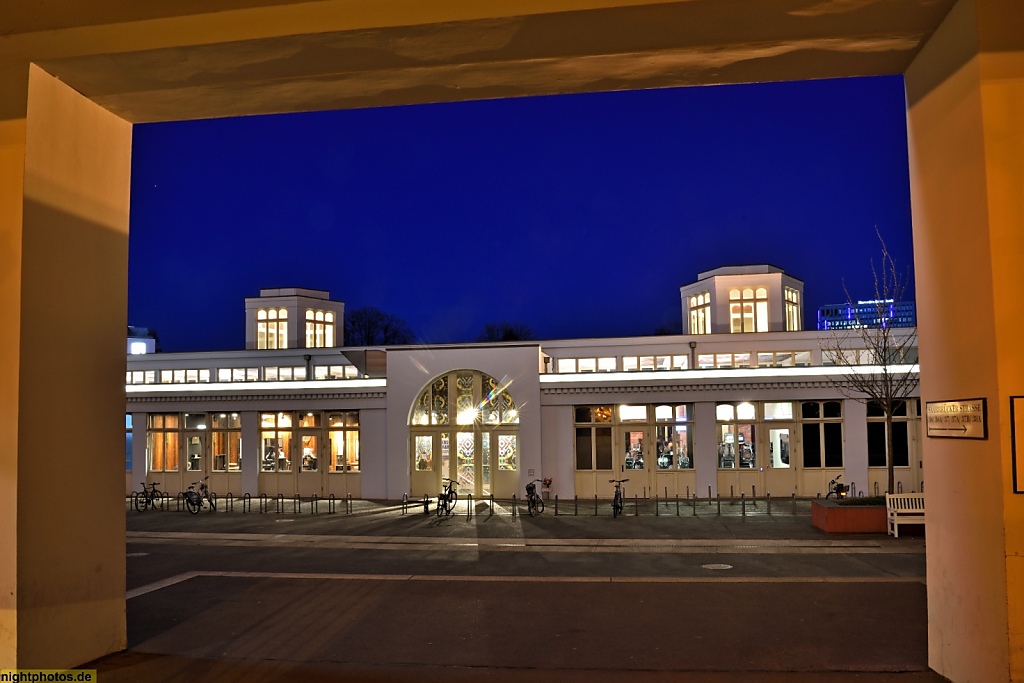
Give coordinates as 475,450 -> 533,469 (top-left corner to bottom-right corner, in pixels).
1013,397 -> 1024,494
925,398 -> 988,440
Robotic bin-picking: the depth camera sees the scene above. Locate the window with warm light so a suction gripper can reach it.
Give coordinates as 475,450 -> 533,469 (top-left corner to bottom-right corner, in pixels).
689,291 -> 711,334
785,287 -> 801,331
305,309 -> 335,348
257,308 -> 288,349
728,287 -> 768,333
716,402 -> 757,469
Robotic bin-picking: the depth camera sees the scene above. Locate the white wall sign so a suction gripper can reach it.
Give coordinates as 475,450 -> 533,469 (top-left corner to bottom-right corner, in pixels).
925,398 -> 988,440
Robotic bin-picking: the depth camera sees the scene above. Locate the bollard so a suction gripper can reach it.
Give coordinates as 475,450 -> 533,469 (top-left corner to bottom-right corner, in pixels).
717,493 -> 721,515
874,482 -> 880,496
490,493 -> 494,517
467,494 -> 473,518
767,492 -> 772,515
665,486 -> 668,500
293,494 -> 301,514
655,494 -> 659,516
401,493 -> 408,515
692,493 -> 697,516
276,494 -> 285,513
347,493 -> 353,514
209,492 -> 218,512
225,492 -> 234,512
792,492 -> 797,515
422,494 -> 429,515
512,493 -> 517,518
634,494 -> 639,516
741,492 -> 746,517
676,493 -> 680,517
242,492 -> 251,513
897,481 -> 903,493
708,486 -> 713,505
311,493 -> 319,515
752,485 -> 757,506
554,494 -> 559,516
574,495 -> 578,516
730,485 -> 734,501
594,494 -> 598,516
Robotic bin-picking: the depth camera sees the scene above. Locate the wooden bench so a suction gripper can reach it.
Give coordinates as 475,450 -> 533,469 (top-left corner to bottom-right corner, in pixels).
886,492 -> 926,538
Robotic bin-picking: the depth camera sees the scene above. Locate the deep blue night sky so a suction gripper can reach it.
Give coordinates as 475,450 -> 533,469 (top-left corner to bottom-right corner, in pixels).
129,74 -> 915,352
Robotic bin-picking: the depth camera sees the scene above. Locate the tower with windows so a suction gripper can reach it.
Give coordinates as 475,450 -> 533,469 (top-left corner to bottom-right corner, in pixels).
244,288 -> 345,350
679,265 -> 804,335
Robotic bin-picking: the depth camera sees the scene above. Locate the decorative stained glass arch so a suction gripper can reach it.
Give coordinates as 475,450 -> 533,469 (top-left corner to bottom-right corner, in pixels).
409,370 -> 520,426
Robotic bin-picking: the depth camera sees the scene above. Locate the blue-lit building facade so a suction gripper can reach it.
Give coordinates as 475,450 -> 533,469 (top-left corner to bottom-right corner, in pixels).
817,299 -> 917,330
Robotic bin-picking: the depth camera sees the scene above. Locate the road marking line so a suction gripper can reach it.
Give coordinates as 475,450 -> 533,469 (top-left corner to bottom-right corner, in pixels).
126,570 -> 925,599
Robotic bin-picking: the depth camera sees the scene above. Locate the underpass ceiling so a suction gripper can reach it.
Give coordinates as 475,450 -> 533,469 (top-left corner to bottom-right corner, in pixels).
3,0 -> 957,123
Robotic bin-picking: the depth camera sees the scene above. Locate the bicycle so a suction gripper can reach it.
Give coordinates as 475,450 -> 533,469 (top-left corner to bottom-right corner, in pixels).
436,477 -> 458,517
609,478 -> 629,517
184,476 -> 216,514
525,479 -> 545,516
132,481 -> 162,512
825,475 -> 848,500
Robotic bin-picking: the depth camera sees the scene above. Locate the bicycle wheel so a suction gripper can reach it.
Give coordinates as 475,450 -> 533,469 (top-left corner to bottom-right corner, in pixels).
132,492 -> 144,512
527,496 -> 536,517
825,491 -> 835,500
435,496 -> 446,517
534,497 -> 545,515
612,493 -> 622,517
185,494 -> 200,514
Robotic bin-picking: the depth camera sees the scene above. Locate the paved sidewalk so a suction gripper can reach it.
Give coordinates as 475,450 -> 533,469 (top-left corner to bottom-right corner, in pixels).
92,500 -> 942,682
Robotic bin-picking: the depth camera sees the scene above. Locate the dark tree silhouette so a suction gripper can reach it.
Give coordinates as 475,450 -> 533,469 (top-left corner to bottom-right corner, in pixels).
344,307 -> 415,346
477,321 -> 536,342
820,230 -> 919,494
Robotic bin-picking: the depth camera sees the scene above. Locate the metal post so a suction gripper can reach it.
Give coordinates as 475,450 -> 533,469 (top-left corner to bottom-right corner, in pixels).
293,494 -> 301,514
574,495 -> 578,516
692,493 -> 697,516
490,493 -> 494,516
554,495 -> 559,516
329,493 -> 337,514
422,494 -> 429,515
226,492 -> 233,512
311,493 -> 319,515
741,492 -> 746,517
791,492 -> 797,515
467,494 -> 473,518
276,494 -> 284,513
767,492 -> 772,515
676,493 -> 679,516
730,485 -> 734,501
708,485 -> 712,505
655,494 -> 659,516
717,493 -> 721,515
242,492 -> 251,513
347,493 -> 353,514
752,485 -> 757,506
512,493 -> 517,518
634,494 -> 639,516
594,494 -> 598,516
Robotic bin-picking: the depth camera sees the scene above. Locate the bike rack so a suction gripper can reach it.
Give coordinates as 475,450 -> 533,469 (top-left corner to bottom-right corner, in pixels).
511,493 -> 517,518
175,492 -> 185,512
741,492 -> 746,517
347,493 -> 353,514
574,495 -> 578,516
717,493 -> 721,515
594,494 -> 598,516
489,494 -> 494,516
897,481 -> 904,493
311,493 -> 319,515
692,493 -> 697,516
209,492 -> 218,512
466,494 -> 473,518
553,495 -> 558,516
224,492 -> 234,512
276,494 -> 285,513
655,494 -> 659,516
676,493 -> 680,517
293,494 -> 301,514
329,493 -> 338,514
708,486 -> 713,506
259,493 -> 269,513
791,492 -> 797,515
634,494 -> 639,516
766,492 -> 772,515
242,493 -> 252,513
401,493 -> 408,514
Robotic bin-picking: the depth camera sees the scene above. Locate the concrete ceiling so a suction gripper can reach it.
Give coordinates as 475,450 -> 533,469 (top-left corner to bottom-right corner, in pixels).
2,0 -> 958,123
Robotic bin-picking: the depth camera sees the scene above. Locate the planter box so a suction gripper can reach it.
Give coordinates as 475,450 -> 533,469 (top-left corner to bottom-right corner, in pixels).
811,499 -> 887,533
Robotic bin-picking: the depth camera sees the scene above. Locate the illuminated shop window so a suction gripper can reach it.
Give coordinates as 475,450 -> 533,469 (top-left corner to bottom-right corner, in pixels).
689,291 -> 711,334
260,412 -> 293,472
785,287 -> 802,331
305,310 -> 335,348
716,402 -> 756,469
211,413 -> 241,472
328,412 -> 360,472
257,308 -> 288,350
147,413 -> 180,472
728,287 -> 768,333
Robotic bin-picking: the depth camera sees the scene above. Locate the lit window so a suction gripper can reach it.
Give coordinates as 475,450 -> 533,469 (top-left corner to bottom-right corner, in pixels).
257,308 -> 288,349
622,357 -> 639,372
305,309 -> 335,349
729,287 -> 769,333
578,358 -> 597,373
130,342 -> 148,355
598,357 -> 617,372
785,287 -> 801,331
557,358 -> 577,373
689,291 -> 711,335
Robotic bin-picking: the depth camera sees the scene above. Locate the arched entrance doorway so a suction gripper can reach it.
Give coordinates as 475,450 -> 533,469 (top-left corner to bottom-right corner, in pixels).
408,370 -> 520,499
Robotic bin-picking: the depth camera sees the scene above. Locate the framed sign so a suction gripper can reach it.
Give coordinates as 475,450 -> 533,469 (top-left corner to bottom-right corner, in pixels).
925,398 -> 988,440
1013,397 -> 1024,494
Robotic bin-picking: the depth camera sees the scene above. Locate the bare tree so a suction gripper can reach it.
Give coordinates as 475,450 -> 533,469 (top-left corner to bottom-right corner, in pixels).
344,307 -> 415,346
477,321 -> 536,342
820,231 -> 919,495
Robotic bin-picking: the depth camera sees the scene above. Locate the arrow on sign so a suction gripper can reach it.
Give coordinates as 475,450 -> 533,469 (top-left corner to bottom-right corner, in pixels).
931,426 -> 968,434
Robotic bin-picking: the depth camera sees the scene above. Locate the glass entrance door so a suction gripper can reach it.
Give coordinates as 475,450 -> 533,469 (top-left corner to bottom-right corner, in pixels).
183,431 -> 206,493
616,429 -> 651,496
457,431 -> 475,495
765,425 -> 797,496
296,432 -> 322,496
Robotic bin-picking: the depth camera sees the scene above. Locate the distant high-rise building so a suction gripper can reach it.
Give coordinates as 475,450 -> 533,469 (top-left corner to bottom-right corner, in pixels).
817,299 -> 916,330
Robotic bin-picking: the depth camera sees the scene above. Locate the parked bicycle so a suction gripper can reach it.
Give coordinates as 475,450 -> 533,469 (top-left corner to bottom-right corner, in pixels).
525,479 -> 545,516
184,476 -> 216,514
825,475 -> 848,500
132,481 -> 162,512
609,478 -> 629,517
436,477 -> 458,517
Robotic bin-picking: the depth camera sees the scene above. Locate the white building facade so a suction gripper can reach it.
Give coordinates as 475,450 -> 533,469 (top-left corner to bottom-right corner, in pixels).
126,269 -> 921,501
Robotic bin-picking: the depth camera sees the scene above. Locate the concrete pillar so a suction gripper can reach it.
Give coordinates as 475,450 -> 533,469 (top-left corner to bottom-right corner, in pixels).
843,400 -> 869,497
693,401 -> 718,497
0,66 -> 132,666
905,1 -> 1024,679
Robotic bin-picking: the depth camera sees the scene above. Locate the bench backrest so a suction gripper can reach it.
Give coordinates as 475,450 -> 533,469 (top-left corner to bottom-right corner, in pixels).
886,493 -> 925,511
